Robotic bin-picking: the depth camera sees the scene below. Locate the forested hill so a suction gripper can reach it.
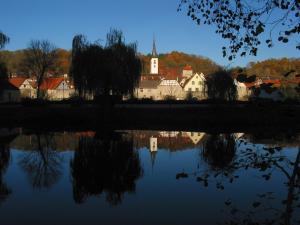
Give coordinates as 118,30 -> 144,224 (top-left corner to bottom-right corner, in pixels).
1,49 -> 300,79
245,58 -> 300,79
0,49 -> 71,75
139,51 -> 221,75
0,50 -> 221,76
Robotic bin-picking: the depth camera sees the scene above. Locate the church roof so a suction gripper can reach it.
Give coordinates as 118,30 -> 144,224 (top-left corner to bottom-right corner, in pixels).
152,38 -> 158,57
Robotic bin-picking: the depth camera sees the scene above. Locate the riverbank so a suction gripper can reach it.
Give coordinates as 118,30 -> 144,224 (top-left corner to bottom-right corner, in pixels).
0,102 -> 299,132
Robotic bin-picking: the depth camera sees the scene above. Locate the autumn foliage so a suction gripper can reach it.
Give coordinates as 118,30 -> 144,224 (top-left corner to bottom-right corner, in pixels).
1,49 -> 300,81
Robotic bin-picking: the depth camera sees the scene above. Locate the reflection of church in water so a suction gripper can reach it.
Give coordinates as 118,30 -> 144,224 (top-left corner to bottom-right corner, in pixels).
130,130 -> 208,166
146,131 -> 206,152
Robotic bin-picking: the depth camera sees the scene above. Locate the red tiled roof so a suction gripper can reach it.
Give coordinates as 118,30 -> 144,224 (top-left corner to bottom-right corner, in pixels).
40,77 -> 64,90
262,79 -> 281,87
9,78 -> 27,88
159,68 -> 182,80
183,65 -> 193,71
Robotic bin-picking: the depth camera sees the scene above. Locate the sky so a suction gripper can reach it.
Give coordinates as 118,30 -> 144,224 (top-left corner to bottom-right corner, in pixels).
0,0 -> 299,67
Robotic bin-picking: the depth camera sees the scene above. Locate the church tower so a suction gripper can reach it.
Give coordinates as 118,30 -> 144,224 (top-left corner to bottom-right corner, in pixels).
150,38 -> 159,74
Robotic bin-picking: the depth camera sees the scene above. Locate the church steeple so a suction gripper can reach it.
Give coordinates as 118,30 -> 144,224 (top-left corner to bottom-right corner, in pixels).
150,37 -> 159,74
152,37 -> 158,57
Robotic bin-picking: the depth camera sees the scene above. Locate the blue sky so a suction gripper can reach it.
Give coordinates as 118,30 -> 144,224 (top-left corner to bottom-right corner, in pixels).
0,0 -> 299,67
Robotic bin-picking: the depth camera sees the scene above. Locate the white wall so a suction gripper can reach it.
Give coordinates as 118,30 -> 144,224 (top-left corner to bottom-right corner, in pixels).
183,73 -> 206,99
150,58 -> 159,74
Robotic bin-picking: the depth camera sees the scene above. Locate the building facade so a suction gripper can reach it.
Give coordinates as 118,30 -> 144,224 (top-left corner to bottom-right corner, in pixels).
9,77 -> 36,98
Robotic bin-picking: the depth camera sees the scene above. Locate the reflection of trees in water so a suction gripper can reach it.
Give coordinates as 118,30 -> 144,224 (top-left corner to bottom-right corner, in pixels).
19,134 -> 63,189
202,134 -> 236,171
70,132 -> 143,205
0,139 -> 11,203
222,147 -> 300,225
178,133 -> 300,225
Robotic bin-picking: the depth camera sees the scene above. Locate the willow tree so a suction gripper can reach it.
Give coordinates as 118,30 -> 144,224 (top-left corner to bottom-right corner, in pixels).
0,32 -> 9,96
105,29 -> 142,97
0,61 -> 8,80
0,32 -> 9,80
0,32 -> 9,50
70,29 -> 142,99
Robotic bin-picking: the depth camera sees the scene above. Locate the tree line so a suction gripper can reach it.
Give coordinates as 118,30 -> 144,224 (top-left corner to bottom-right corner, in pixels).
2,48 -> 300,81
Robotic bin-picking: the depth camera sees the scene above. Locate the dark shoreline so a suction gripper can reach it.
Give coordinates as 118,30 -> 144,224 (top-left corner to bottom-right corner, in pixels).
0,102 -> 299,133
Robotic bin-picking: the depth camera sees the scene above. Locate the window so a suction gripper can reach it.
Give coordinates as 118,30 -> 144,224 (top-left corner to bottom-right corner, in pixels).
192,81 -> 195,85
198,81 -> 201,85
140,88 -> 143,92
196,88 -> 199,92
188,88 -> 192,91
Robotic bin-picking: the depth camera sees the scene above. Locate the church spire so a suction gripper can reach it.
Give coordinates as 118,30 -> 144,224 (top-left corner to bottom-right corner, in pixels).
150,37 -> 158,74
152,37 -> 158,57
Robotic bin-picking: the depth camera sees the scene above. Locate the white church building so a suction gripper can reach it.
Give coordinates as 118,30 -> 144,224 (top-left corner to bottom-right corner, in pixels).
135,39 -> 207,100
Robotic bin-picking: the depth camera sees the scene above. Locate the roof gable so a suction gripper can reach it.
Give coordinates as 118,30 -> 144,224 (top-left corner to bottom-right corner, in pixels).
40,78 -> 64,90
9,78 -> 26,88
182,73 -> 205,87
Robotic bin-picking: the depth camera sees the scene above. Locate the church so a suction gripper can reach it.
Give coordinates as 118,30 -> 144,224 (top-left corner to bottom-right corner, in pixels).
135,39 -> 207,100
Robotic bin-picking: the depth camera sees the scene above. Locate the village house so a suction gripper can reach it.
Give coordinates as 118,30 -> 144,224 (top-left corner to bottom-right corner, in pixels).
243,78 -> 285,101
181,72 -> 206,99
234,79 -> 248,100
136,79 -> 161,99
9,77 -> 36,98
39,77 -> 75,100
157,79 -> 185,100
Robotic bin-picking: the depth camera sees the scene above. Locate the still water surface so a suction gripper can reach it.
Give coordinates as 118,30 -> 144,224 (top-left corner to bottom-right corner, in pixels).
0,129 -> 299,225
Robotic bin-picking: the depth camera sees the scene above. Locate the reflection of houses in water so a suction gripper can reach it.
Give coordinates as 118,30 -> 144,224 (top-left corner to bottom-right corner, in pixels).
158,131 -> 180,138
233,133 -> 245,140
131,130 -> 207,151
182,132 -> 206,145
